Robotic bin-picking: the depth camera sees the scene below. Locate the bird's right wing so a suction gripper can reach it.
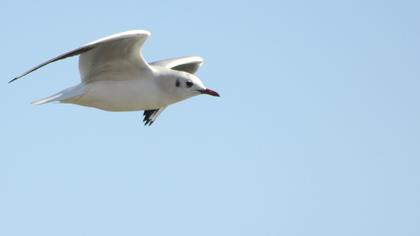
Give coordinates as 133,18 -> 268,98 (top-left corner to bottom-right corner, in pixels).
150,56 -> 203,74
10,30 -> 152,83
9,45 -> 95,83
79,30 -> 152,81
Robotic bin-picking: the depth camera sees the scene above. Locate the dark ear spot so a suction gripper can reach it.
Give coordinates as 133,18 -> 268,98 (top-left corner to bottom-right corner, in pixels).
175,79 -> 180,87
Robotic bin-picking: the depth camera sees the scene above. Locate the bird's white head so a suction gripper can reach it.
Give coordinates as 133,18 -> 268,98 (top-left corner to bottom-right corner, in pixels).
158,70 -> 219,103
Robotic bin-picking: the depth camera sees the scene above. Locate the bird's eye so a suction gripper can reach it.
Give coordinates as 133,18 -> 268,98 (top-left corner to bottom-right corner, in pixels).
175,79 -> 180,87
186,80 -> 193,88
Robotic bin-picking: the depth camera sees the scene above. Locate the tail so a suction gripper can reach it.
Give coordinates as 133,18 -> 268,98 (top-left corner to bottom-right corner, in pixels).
32,85 -> 85,105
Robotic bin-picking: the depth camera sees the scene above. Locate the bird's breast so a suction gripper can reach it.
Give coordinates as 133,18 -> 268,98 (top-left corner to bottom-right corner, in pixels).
73,79 -> 170,111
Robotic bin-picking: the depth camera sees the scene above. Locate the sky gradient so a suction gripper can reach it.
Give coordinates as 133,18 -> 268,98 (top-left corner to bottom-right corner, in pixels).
1,0 -> 420,235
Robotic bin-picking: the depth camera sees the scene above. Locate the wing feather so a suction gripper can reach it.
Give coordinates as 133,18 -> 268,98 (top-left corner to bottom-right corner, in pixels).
79,30 -> 151,81
150,56 -> 203,74
9,45 -> 95,83
10,30 -> 151,83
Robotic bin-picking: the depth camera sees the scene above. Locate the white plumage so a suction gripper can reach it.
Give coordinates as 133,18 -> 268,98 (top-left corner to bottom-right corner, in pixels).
11,30 -> 219,125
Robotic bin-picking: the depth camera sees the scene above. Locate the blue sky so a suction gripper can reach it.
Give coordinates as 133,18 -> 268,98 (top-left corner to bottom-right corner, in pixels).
1,0 -> 420,235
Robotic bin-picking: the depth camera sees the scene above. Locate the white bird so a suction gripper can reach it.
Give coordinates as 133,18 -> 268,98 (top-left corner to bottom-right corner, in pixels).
10,30 -> 219,125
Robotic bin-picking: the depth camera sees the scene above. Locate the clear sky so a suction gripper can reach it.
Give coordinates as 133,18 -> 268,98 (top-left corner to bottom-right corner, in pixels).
1,0 -> 419,235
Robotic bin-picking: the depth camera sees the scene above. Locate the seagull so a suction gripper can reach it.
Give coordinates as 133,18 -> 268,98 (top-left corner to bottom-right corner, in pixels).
10,30 -> 219,125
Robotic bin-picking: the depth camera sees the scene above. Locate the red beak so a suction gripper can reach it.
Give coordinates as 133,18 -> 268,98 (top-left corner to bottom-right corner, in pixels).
199,88 -> 220,97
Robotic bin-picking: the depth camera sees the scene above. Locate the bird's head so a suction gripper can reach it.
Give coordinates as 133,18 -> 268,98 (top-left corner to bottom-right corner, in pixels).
160,70 -> 219,102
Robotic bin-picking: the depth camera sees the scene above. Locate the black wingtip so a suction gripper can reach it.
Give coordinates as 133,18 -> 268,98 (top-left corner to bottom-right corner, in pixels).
143,109 -> 159,126
8,77 -> 18,84
143,119 -> 154,126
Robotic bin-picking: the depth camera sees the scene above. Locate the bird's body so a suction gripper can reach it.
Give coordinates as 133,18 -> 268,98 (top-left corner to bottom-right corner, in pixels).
47,68 -> 170,111
11,30 -> 219,125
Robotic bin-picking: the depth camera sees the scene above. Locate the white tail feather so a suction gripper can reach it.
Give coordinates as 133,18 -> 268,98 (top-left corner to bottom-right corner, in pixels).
32,85 -> 85,105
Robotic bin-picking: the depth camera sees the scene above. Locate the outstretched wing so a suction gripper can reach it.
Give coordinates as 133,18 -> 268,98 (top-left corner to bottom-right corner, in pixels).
10,30 -> 151,83
150,56 -> 203,74
79,30 -> 151,81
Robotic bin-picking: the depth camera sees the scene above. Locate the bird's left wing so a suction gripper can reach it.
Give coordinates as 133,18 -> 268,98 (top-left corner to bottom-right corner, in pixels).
150,56 -> 203,74
10,30 -> 152,83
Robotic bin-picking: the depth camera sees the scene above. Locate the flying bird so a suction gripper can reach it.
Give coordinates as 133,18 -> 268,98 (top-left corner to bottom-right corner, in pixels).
10,30 -> 219,125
